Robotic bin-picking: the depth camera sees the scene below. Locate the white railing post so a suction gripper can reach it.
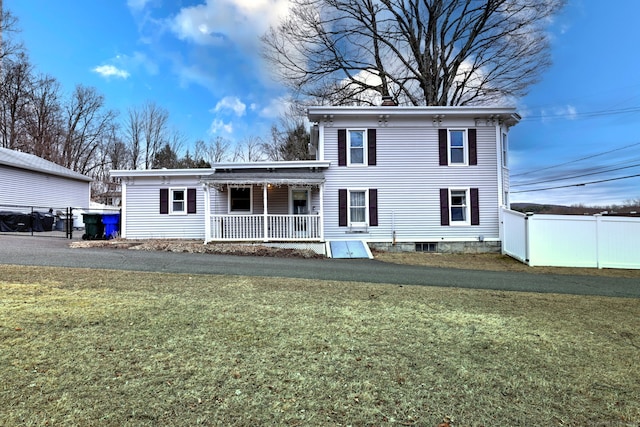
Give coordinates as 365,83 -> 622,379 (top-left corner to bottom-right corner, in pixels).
263,184 -> 268,242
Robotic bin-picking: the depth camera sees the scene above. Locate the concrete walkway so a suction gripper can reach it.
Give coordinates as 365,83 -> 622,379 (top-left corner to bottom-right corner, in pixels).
0,235 -> 638,298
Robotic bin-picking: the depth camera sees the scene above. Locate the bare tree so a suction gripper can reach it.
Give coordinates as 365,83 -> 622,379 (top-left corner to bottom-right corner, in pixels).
233,136 -> 265,162
24,73 -> 63,161
0,3 -> 24,66
194,136 -> 231,164
142,101 -> 169,169
0,53 -> 32,150
123,106 -> 144,169
262,102 -> 312,161
262,0 -> 565,106
61,85 -> 117,175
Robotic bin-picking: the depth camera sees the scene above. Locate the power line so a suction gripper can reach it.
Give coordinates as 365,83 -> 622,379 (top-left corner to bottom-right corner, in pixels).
519,106 -> 640,121
511,173 -> 640,194
511,141 -> 640,178
511,162 -> 640,188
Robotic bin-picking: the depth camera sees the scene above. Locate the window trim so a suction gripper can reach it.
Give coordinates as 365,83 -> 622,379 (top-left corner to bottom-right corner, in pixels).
348,188 -> 368,226
347,129 -> 367,166
228,185 -> 253,214
169,187 -> 187,215
449,188 -> 470,226
448,129 -> 468,166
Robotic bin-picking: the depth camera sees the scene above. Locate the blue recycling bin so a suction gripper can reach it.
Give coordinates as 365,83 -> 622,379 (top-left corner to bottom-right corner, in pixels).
101,213 -> 120,240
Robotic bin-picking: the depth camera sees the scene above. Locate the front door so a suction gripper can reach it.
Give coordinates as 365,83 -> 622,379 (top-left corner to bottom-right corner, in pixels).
291,189 -> 309,215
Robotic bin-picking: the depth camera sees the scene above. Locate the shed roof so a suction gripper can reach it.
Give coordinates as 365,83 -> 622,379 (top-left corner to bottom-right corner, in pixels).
0,147 -> 93,182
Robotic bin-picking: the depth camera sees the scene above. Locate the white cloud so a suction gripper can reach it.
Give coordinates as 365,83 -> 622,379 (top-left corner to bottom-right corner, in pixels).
170,0 -> 289,49
210,119 -> 234,134
92,65 -> 130,79
214,96 -> 247,117
258,96 -> 290,119
127,0 -> 151,12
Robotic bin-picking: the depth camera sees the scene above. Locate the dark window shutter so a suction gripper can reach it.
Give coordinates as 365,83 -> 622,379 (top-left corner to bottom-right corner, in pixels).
438,129 -> 448,166
338,189 -> 347,226
187,188 -> 197,214
469,129 -> 477,165
367,129 -> 377,166
440,188 -> 450,226
160,188 -> 169,214
369,188 -> 378,226
470,188 -> 480,225
338,129 -> 347,166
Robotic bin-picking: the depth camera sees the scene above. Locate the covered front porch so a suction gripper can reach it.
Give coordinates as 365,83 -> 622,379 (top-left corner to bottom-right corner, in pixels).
201,165 -> 327,243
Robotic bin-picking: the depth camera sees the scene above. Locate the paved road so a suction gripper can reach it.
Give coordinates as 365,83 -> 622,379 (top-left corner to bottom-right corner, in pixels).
0,235 -> 638,298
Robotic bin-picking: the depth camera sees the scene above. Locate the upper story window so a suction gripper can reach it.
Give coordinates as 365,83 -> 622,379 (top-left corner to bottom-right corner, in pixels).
449,129 -> 467,165
348,130 -> 366,165
229,186 -> 252,213
170,188 -> 186,214
338,129 -> 376,167
439,128 -> 476,166
502,132 -> 508,167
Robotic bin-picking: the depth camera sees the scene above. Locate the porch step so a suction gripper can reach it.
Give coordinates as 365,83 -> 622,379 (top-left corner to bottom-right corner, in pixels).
327,240 -> 373,259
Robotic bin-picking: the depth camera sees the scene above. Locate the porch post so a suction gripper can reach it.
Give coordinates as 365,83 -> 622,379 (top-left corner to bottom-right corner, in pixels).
263,183 -> 268,242
203,184 -> 211,243
319,183 -> 324,241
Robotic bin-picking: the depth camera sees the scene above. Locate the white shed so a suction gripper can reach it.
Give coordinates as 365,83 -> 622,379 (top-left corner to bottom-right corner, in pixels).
0,147 -> 92,210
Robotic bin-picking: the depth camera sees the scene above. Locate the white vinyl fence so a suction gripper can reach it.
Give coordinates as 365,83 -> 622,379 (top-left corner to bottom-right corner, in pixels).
501,208 -> 640,269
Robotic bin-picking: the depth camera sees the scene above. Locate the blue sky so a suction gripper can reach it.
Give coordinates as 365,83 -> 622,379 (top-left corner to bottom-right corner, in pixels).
6,0 -> 640,207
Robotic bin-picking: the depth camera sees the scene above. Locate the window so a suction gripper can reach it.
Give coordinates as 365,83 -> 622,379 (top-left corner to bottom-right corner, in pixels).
440,188 -> 479,226
229,186 -> 252,213
450,189 -> 468,223
171,188 -> 186,214
416,242 -> 437,252
348,130 -> 366,165
349,190 -> 367,224
449,129 -> 467,165
439,128 -> 476,166
338,128 -> 376,166
160,188 -> 196,215
502,132 -> 508,167
338,188 -> 378,227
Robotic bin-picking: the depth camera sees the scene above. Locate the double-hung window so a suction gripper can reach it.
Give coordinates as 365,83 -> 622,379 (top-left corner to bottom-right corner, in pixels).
348,130 -> 366,165
170,188 -> 186,214
349,190 -> 367,224
450,189 -> 469,224
449,129 -> 467,165
229,186 -> 252,213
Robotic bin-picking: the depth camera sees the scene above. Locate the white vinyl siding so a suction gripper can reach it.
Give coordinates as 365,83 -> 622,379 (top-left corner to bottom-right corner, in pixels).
323,121 -> 500,242
0,165 -> 91,209
122,178 -> 205,239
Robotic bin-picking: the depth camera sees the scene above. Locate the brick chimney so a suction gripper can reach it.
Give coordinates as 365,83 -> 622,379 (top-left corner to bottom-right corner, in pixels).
381,96 -> 396,106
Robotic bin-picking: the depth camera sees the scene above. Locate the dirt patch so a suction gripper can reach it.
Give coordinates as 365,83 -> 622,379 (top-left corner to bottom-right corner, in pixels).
69,239 -> 323,259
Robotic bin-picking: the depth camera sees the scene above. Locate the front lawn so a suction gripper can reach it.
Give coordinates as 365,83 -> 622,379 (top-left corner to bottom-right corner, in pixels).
1,265 -> 638,426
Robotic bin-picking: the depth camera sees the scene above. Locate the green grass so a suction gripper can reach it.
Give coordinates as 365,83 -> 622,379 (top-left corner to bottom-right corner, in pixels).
1,265 -> 639,426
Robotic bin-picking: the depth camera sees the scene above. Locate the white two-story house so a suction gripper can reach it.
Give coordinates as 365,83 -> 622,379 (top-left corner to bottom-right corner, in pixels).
110,104 -> 519,254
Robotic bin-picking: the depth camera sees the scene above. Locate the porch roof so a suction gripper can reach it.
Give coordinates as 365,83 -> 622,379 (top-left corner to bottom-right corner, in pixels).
201,171 -> 325,186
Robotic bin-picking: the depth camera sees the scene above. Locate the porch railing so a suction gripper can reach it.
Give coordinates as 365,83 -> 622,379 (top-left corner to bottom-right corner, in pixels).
208,214 -> 321,241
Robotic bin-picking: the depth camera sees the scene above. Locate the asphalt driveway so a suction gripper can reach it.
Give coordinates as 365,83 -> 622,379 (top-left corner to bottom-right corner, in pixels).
1,235 -> 638,298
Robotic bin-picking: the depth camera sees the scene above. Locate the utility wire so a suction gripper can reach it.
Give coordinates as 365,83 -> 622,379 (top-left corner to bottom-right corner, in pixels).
519,106 -> 640,121
511,162 -> 640,188
511,141 -> 640,178
511,173 -> 640,194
